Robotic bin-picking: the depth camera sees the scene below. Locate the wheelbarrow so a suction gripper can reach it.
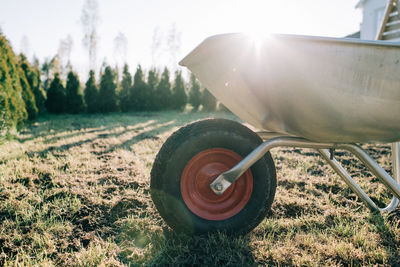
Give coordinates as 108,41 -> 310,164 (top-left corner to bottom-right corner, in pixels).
150,33 -> 400,235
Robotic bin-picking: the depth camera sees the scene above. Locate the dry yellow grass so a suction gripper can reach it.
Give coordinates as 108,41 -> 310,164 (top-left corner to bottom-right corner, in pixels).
0,111 -> 399,266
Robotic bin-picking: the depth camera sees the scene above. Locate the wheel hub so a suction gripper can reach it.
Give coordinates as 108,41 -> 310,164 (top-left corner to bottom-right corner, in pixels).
180,148 -> 253,220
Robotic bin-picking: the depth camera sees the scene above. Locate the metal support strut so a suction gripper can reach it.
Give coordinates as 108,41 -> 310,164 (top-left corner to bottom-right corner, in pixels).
210,136 -> 400,212
210,136 -> 334,194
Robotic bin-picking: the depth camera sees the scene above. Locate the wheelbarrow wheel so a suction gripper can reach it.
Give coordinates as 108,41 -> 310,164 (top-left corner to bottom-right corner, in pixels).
150,119 -> 276,235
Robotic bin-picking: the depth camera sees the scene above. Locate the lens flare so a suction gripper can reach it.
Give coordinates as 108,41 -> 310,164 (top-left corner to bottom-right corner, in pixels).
245,30 -> 271,57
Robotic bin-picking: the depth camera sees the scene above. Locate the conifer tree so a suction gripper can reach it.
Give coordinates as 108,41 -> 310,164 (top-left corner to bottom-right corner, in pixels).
18,55 -> 38,120
0,91 -> 8,135
131,65 -> 148,111
46,73 -> 66,113
218,102 -> 232,113
202,88 -> 217,111
19,69 -> 37,120
99,66 -> 118,113
0,34 -> 27,129
189,73 -> 201,111
66,71 -> 85,113
31,59 -> 47,113
40,55 -> 62,94
171,70 -> 187,111
119,64 -> 132,112
146,68 -> 159,110
84,70 -> 99,113
19,54 -> 45,115
155,67 -> 172,110
41,59 -> 52,91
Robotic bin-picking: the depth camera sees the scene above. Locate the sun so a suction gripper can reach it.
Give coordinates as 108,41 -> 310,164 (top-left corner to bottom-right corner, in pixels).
234,1 -> 274,42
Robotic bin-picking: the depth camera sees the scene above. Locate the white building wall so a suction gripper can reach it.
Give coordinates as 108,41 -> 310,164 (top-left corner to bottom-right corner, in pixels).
359,0 -> 387,39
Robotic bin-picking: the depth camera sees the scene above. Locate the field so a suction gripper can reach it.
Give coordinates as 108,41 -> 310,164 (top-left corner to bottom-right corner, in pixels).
0,111 -> 399,266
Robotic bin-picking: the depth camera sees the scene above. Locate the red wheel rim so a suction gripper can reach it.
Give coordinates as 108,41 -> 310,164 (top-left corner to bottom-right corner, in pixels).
180,148 -> 253,221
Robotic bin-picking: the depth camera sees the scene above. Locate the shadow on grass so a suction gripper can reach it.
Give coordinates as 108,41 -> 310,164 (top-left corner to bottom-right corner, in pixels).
17,114 -> 115,143
117,226 -> 257,267
18,112 -> 199,160
18,111 -> 235,143
151,232 -> 256,266
24,111 -> 233,153
17,112 -> 165,143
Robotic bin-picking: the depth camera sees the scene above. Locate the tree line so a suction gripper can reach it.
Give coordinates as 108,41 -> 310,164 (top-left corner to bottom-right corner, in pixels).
0,33 -> 220,136
45,64 -> 217,114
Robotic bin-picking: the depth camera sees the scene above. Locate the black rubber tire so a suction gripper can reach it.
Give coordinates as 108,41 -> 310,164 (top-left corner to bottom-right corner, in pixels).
150,119 -> 276,235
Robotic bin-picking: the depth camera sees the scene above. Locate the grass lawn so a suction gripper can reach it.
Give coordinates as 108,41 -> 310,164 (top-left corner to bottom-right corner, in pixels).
0,111 -> 399,266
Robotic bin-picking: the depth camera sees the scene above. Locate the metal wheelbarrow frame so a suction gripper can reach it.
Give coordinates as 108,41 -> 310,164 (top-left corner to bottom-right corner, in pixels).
210,134 -> 400,213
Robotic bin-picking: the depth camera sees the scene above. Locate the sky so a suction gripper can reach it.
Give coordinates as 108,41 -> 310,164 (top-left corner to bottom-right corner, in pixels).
0,0 -> 362,77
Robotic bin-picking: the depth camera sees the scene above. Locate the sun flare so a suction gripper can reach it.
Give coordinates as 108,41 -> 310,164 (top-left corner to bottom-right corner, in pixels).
234,1 -> 274,47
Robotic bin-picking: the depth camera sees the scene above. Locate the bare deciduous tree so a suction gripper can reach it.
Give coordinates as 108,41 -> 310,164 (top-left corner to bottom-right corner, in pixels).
113,32 -> 128,68
167,24 -> 181,68
151,26 -> 163,66
58,35 -> 73,63
58,35 -> 74,78
81,0 -> 100,71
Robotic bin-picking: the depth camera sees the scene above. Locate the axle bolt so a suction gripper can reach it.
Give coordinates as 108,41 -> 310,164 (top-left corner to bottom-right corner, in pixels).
214,182 -> 223,192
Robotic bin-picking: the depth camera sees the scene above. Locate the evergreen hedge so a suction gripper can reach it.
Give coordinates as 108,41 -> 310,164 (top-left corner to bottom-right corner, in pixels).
20,56 -> 47,114
84,70 -> 99,113
131,65 -> 148,111
46,73 -> 66,114
155,67 -> 172,110
146,68 -> 159,110
0,34 -> 28,132
66,71 -> 85,113
189,73 -> 201,111
99,66 -> 118,113
18,54 -> 38,120
202,88 -> 217,111
119,64 -> 132,112
171,71 -> 186,111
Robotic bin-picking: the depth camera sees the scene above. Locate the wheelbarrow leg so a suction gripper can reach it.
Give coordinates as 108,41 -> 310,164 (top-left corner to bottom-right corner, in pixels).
320,143 -> 400,212
318,149 -> 379,211
383,142 -> 400,212
337,144 -> 400,202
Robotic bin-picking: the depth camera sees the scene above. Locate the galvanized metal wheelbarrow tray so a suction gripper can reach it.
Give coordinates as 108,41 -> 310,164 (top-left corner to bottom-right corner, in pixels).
180,33 -> 400,212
